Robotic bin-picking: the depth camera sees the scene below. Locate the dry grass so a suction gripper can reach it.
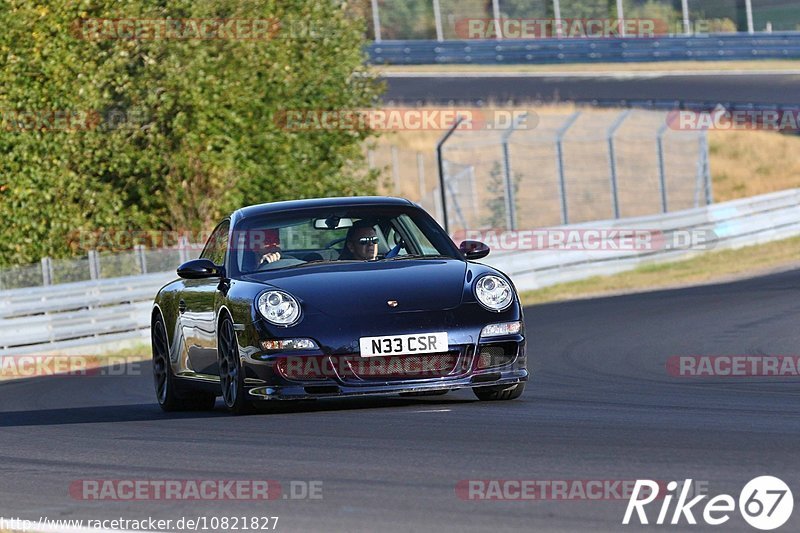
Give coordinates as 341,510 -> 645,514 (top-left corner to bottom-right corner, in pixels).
520,235 -> 800,306
376,60 -> 800,74
708,129 -> 800,201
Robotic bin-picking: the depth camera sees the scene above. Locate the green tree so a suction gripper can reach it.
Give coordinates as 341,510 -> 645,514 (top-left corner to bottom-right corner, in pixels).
0,0 -> 381,266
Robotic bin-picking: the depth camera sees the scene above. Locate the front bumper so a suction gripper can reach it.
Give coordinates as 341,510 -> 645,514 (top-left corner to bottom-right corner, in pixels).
240,335 -> 527,401
248,371 -> 528,400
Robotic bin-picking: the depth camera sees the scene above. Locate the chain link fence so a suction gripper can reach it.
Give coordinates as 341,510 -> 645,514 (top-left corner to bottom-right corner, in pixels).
0,245 -> 199,291
371,108 -> 710,235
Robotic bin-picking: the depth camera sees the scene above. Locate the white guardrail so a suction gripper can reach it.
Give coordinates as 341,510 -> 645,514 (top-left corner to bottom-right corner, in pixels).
485,188 -> 800,291
0,188 -> 798,355
0,272 -> 175,356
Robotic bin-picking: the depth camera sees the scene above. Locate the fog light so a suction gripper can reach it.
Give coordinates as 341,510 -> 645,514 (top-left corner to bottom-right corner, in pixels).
477,343 -> 517,369
261,338 -> 319,351
480,321 -> 522,338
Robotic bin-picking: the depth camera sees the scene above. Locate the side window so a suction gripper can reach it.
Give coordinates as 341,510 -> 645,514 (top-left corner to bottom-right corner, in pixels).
201,221 -> 230,266
398,215 -> 439,255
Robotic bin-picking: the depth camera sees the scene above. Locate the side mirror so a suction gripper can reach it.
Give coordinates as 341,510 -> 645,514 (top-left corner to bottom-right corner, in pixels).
459,240 -> 490,260
177,259 -> 224,279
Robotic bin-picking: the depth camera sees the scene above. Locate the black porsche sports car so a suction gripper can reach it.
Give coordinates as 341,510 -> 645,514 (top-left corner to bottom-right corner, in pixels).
152,196 -> 527,414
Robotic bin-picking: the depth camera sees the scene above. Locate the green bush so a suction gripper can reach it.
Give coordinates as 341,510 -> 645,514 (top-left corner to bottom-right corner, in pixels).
0,0 -> 381,267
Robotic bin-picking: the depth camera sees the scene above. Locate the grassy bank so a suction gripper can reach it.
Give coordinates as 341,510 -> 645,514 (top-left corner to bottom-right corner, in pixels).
520,235 -> 800,305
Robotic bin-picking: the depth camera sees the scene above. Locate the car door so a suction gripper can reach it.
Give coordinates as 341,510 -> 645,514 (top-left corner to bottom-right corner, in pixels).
181,220 -> 230,376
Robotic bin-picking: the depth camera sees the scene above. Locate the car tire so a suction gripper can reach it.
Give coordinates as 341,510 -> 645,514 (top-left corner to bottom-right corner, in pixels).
152,315 -> 217,412
218,315 -> 254,415
472,383 -> 525,401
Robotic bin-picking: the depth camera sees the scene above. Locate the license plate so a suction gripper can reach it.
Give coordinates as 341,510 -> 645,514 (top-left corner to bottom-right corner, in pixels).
359,332 -> 448,357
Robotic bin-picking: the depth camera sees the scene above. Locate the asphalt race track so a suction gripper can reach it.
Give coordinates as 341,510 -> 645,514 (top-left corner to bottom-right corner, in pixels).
382,72 -> 800,106
2,268 -> 800,532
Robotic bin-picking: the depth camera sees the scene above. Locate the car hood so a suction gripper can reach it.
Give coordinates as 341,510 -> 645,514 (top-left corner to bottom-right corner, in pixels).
242,259 -> 468,317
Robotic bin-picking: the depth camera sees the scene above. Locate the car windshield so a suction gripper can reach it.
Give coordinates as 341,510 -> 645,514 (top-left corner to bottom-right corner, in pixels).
230,205 -> 459,275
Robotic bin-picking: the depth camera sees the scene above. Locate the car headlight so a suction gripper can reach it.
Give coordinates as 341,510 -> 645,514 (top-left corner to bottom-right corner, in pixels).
257,290 -> 301,326
474,275 -> 514,311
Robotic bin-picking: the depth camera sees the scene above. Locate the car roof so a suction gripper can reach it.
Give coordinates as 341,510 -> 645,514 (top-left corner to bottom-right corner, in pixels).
233,196 -> 416,221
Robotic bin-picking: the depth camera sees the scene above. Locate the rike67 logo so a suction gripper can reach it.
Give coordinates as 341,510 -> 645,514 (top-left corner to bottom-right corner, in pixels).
623,477 -> 793,530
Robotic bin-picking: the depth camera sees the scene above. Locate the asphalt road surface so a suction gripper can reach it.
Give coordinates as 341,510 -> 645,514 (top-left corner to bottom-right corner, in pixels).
2,268 -> 800,532
382,72 -> 800,106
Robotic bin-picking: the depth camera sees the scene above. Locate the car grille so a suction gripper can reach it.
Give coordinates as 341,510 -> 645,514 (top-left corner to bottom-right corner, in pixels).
334,352 -> 464,381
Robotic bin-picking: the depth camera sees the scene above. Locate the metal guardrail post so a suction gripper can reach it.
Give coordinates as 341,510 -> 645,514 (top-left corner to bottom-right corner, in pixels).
41,257 -> 52,286
700,132 -> 713,205
436,116 -> 465,234
135,244 -> 147,275
370,0 -> 382,43
88,250 -> 99,280
555,111 -> 581,225
656,121 -> 670,214
607,109 -> 632,220
501,112 -> 529,230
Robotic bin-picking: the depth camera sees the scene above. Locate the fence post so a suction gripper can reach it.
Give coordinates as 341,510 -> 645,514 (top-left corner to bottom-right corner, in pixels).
41,257 -> 52,286
745,0 -> 754,34
681,0 -> 690,34
436,116 -> 465,234
391,145 -> 401,194
433,0 -> 444,42
135,244 -> 147,275
616,0 -> 626,37
501,112 -> 529,230
552,0 -> 563,38
367,149 -> 375,170
178,236 -> 190,265
370,0 -> 382,43
416,152 -> 426,200
433,186 -> 443,223
88,250 -> 99,280
554,111 -> 581,225
607,109 -> 632,220
656,121 -> 669,214
492,0 -> 502,40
